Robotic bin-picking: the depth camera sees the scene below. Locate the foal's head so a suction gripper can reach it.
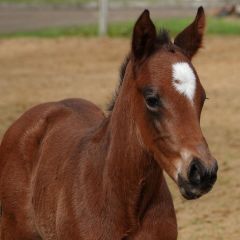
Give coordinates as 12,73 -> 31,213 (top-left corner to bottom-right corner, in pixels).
112,7 -> 218,200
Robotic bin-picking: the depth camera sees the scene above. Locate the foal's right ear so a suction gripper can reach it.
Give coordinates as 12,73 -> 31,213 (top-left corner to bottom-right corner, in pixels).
132,10 -> 157,61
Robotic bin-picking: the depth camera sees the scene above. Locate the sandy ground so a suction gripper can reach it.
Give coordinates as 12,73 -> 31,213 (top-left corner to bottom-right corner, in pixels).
0,36 -> 239,239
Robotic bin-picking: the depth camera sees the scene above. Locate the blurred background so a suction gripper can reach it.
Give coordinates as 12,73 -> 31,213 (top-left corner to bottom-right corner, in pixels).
0,0 -> 239,239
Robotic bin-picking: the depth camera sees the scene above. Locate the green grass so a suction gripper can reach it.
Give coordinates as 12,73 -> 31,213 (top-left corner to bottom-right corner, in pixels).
111,17 -> 240,36
1,17 -> 240,39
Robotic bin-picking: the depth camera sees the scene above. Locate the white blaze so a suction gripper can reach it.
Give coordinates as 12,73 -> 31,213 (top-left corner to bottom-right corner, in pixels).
172,62 -> 196,102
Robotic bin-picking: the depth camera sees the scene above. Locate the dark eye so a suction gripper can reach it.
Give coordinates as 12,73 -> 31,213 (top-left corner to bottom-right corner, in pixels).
145,95 -> 160,111
142,87 -> 161,112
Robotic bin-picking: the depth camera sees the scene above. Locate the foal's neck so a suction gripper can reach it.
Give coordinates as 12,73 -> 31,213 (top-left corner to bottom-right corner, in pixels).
100,77 -> 163,228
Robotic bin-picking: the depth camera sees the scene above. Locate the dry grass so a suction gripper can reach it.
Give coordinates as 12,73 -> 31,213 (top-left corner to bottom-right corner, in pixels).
0,36 -> 239,239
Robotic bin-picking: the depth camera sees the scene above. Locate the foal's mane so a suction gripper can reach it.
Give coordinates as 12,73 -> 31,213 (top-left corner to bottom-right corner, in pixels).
107,29 -> 171,112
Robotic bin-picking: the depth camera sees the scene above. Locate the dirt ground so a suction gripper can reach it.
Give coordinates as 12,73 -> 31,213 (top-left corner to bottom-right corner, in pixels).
0,36 -> 239,239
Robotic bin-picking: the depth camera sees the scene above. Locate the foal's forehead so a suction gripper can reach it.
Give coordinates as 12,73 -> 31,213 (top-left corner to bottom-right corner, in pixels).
148,49 -> 199,102
153,48 -> 192,69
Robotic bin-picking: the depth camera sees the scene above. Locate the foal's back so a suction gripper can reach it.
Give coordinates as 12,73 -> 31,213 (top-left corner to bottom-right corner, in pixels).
0,98 -> 104,239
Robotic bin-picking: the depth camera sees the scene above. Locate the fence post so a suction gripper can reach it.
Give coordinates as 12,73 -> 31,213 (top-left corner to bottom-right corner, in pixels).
99,0 -> 108,36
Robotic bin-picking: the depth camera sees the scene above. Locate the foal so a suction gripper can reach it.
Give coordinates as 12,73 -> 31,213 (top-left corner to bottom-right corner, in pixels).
0,7 -> 218,240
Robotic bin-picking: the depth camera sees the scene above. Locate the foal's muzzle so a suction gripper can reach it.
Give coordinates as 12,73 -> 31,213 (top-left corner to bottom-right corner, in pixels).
178,158 -> 218,200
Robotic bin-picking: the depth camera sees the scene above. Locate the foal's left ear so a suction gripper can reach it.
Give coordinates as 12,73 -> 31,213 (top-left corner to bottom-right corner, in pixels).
174,7 -> 206,59
132,9 -> 157,61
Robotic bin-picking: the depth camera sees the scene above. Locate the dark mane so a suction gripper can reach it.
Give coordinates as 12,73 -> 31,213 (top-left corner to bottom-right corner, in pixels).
156,29 -> 171,45
107,54 -> 130,111
107,29 -> 171,112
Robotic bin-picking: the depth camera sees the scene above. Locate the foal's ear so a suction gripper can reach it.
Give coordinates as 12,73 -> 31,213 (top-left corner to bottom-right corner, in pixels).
174,7 -> 205,59
132,9 -> 157,61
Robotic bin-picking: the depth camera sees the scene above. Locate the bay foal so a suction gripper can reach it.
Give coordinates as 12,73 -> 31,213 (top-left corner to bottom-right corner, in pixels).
0,7 -> 218,240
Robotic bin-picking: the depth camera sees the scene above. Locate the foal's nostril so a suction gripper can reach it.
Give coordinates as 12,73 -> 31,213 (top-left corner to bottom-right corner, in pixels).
188,158 -> 218,188
188,158 -> 203,185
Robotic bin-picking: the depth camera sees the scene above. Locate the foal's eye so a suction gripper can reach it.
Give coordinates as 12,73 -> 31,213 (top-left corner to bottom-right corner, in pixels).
142,87 -> 161,112
145,96 -> 160,111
